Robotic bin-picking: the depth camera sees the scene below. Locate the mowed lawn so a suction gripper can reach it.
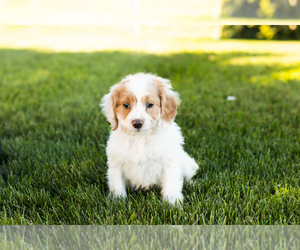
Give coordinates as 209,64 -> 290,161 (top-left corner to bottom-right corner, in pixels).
0,41 -> 300,225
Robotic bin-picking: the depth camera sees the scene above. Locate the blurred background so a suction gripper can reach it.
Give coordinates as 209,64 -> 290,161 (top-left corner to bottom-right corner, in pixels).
0,0 -> 299,52
1,0 -> 300,226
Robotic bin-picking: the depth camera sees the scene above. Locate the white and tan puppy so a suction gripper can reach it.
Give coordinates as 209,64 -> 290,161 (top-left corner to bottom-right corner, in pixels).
101,73 -> 198,204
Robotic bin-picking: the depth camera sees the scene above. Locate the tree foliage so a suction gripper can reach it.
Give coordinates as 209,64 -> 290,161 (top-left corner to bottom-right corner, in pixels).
222,0 -> 300,19
222,25 -> 300,40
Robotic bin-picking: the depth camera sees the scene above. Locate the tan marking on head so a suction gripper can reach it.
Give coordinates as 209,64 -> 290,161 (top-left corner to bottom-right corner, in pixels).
110,79 -> 137,131
115,91 -> 137,120
141,94 -> 160,121
154,77 -> 181,123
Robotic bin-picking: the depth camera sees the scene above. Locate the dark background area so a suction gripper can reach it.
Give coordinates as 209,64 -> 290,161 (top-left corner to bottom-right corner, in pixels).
222,25 -> 300,40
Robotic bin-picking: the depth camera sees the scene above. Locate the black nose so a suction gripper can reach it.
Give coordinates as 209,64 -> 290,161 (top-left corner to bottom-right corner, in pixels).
132,119 -> 144,129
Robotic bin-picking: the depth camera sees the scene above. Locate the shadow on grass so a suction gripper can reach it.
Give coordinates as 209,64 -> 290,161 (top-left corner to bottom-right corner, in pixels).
0,140 -> 10,182
0,48 -> 300,224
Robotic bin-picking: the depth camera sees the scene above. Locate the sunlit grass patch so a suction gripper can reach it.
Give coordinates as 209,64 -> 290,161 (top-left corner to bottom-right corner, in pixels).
223,55 -> 300,66
272,69 -> 300,82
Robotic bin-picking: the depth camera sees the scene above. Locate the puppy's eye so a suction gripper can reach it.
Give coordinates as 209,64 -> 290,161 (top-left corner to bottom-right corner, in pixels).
123,103 -> 130,109
146,103 -> 154,108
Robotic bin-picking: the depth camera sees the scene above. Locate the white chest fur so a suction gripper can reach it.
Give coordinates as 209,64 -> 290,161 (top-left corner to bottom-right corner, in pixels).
106,123 -> 184,189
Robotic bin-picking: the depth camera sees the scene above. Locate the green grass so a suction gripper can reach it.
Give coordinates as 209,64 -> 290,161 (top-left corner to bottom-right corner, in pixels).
0,42 -> 300,225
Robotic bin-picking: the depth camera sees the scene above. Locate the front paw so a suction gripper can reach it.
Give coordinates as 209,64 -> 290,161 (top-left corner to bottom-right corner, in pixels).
163,192 -> 183,205
109,189 -> 127,200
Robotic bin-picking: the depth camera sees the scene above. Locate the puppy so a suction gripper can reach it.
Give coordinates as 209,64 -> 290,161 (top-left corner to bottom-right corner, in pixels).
101,73 -> 198,204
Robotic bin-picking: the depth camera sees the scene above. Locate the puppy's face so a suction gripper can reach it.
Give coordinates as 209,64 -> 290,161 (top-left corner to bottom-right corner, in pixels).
101,73 -> 180,133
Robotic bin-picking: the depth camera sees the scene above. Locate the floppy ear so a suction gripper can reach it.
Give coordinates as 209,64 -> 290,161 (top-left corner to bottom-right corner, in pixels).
100,89 -> 119,131
156,77 -> 181,123
101,78 -> 130,131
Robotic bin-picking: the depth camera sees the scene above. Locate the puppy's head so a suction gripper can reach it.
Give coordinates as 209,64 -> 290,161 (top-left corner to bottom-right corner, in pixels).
101,73 -> 180,133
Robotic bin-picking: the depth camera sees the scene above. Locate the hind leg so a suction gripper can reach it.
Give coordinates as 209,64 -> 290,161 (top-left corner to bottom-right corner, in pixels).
180,151 -> 199,181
